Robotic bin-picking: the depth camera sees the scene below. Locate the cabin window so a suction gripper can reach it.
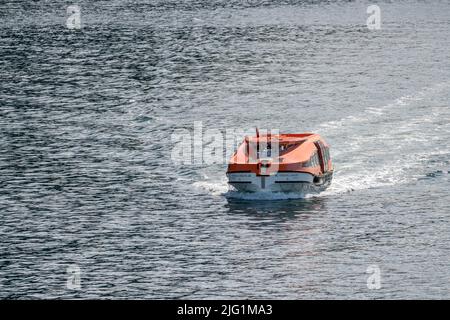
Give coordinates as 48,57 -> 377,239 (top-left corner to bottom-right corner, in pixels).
304,152 -> 319,167
314,153 -> 319,167
322,147 -> 331,170
279,141 -> 304,156
325,147 -> 330,163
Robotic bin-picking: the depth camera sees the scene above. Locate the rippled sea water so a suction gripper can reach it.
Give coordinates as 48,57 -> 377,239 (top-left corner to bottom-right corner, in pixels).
1,0 -> 449,299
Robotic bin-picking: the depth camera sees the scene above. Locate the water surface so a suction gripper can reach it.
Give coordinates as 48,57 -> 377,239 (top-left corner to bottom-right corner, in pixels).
1,0 -> 449,299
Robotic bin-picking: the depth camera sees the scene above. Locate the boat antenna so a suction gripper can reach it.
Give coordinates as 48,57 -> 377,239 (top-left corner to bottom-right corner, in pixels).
255,127 -> 260,159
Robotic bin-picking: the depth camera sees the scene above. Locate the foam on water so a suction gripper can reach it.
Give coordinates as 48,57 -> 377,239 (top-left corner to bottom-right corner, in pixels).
192,180 -> 229,196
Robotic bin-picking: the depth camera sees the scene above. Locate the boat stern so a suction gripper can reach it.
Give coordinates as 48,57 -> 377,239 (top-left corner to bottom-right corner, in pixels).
227,171 -> 321,193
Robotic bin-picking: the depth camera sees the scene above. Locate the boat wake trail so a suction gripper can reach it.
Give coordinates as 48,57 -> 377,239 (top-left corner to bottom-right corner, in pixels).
317,80 -> 450,195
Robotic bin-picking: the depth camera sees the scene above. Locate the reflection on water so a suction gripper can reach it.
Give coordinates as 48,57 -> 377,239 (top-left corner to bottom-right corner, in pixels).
225,196 -> 326,217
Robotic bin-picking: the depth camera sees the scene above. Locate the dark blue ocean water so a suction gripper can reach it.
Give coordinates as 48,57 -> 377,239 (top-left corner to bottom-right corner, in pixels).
1,0 -> 449,299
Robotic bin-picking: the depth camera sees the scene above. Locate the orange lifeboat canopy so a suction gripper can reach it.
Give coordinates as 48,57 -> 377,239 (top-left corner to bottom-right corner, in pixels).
226,132 -> 333,194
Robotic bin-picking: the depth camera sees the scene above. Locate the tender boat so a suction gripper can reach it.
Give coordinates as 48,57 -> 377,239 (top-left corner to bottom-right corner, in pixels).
227,130 -> 333,195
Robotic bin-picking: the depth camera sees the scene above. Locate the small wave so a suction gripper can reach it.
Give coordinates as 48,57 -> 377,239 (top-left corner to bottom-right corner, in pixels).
192,180 -> 229,196
318,80 -> 450,135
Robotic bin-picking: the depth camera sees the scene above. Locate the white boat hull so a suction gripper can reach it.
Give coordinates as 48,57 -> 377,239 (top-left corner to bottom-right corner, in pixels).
227,172 -> 332,194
